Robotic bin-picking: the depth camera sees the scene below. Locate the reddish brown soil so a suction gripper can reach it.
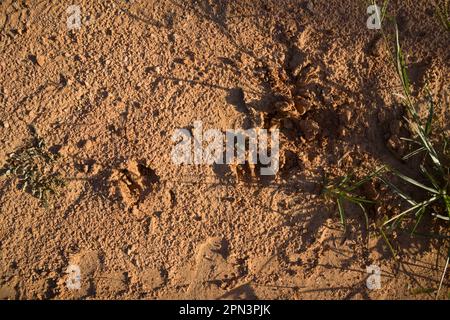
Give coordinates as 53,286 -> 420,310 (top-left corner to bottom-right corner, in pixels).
0,0 -> 449,299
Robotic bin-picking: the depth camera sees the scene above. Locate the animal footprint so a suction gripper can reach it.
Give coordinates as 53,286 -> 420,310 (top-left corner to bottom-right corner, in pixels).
109,160 -> 159,209
187,237 -> 239,299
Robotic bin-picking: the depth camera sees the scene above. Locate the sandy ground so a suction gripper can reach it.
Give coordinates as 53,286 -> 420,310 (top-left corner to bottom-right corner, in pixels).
0,0 -> 449,299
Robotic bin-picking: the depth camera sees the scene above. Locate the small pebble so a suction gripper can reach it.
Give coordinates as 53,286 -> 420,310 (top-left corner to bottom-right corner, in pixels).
131,206 -> 140,216
343,109 -> 352,123
36,54 -> 46,66
83,139 -> 93,150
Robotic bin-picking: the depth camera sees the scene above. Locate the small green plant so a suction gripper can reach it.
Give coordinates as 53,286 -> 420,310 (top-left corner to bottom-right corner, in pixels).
0,126 -> 65,207
436,0 -> 450,31
381,25 -> 450,227
325,22 -> 449,298
323,168 -> 384,232
375,24 -> 449,298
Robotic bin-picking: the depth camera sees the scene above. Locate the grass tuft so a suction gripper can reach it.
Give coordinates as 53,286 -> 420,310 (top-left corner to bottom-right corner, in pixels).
325,21 -> 449,296
323,168 -> 384,232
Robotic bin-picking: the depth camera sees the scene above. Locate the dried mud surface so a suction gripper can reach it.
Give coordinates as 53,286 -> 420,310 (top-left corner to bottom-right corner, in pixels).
0,0 -> 449,299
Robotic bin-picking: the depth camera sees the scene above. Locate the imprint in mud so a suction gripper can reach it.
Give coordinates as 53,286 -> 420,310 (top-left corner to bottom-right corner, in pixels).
187,237 -> 241,299
109,160 -> 160,209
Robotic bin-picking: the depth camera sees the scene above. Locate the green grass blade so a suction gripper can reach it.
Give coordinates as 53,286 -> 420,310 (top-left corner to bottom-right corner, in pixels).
347,166 -> 387,191
419,165 -> 440,191
336,174 -> 352,188
444,135 -> 449,155
444,194 -> 450,219
433,213 -> 450,221
380,227 -> 397,258
358,202 -> 370,231
379,176 -> 416,205
436,255 -> 449,300
383,196 -> 439,226
392,170 -> 439,194
410,120 -> 443,169
411,206 -> 425,235
337,197 -> 346,231
400,137 -> 422,144
381,0 -> 390,22
402,147 -> 427,160
342,194 -> 375,204
424,87 -> 435,136
395,25 -> 411,98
